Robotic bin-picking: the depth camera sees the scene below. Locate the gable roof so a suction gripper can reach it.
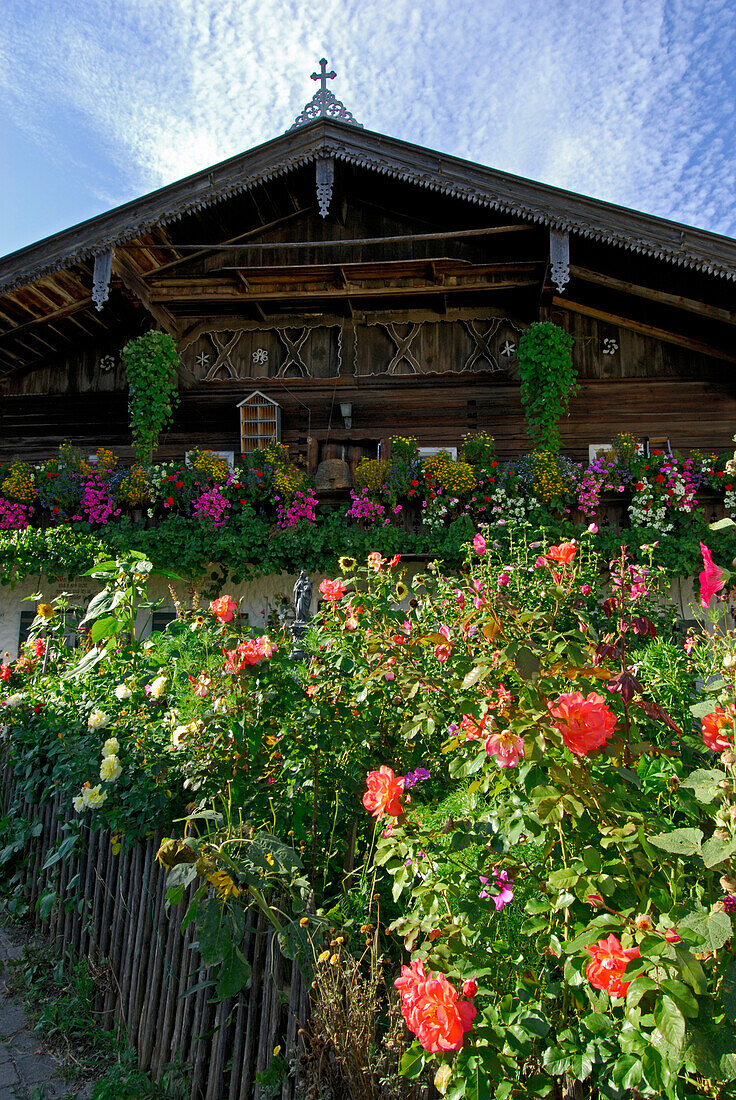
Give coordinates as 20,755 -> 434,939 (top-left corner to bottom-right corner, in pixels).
2,117 -> 736,295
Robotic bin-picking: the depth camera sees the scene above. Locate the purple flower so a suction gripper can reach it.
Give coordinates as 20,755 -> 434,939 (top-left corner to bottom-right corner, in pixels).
404,767 -> 430,788
725,893 -> 736,913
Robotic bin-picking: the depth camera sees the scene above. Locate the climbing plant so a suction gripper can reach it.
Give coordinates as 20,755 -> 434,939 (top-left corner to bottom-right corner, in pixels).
518,321 -> 577,452
121,331 -> 180,462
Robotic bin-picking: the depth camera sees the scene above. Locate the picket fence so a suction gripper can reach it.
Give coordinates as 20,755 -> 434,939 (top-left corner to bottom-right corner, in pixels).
0,774 -> 309,1100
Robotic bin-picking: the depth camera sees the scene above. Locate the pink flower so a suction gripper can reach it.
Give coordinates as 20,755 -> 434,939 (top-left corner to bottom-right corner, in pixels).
367,552 -> 386,572
363,766 -> 404,818
498,572 -> 510,587
319,578 -> 345,602
546,542 -> 576,564
485,730 -> 524,768
210,595 -> 238,623
587,523 -> 599,534
473,533 -> 487,555
580,584 -> 592,595
189,672 -> 211,697
31,639 -> 46,657
394,960 -> 476,1053
699,543 -> 727,608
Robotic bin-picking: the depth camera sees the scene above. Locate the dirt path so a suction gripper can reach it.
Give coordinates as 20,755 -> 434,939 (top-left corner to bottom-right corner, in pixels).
0,926 -> 92,1099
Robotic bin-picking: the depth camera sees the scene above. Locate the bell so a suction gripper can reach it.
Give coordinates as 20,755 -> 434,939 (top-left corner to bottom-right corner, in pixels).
314,459 -> 353,490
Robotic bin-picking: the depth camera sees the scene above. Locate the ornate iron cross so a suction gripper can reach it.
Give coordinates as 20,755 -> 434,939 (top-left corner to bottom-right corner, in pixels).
311,59 -> 337,102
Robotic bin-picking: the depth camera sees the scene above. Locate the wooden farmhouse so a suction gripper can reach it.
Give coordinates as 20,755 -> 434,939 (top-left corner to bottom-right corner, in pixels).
2,66 -> 736,472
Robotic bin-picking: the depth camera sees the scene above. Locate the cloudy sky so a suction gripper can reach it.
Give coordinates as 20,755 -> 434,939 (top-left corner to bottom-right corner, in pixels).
1,0 -> 735,256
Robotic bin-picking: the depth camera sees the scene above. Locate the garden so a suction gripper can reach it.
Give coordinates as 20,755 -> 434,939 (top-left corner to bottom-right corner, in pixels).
1,324 -> 736,1099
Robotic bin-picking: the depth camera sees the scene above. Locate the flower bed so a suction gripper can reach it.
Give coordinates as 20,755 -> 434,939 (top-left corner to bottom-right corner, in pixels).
2,525 -> 736,1098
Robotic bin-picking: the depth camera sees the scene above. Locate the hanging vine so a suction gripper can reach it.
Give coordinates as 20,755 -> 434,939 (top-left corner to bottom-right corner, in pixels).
121,331 -> 180,463
517,322 -> 577,453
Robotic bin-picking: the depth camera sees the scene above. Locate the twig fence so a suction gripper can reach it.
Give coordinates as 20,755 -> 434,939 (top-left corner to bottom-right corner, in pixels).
0,774 -> 307,1100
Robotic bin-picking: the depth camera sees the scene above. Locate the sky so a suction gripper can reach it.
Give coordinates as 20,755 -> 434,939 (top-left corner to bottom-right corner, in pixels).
1,0 -> 735,258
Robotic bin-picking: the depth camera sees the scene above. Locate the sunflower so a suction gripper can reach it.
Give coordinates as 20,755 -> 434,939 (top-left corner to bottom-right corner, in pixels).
396,583 -> 409,601
206,870 -> 240,901
338,556 -> 358,573
36,603 -> 56,620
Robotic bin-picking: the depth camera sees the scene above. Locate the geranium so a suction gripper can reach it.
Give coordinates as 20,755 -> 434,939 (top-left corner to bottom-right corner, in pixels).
585,934 -> 640,998
701,707 -> 734,752
549,691 -> 616,756
394,959 -> 476,1053
210,595 -> 238,623
485,729 -> 524,768
699,543 -> 727,608
363,765 -> 404,818
319,578 -> 345,602
546,541 -> 576,564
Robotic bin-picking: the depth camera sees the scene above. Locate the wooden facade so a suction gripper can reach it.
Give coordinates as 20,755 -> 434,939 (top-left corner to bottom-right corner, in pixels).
2,117 -> 736,467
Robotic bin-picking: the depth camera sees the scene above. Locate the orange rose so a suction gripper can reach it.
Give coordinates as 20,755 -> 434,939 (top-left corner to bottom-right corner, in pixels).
210,595 -> 238,622
395,959 -> 476,1052
546,542 -> 576,564
363,765 -> 405,818
702,707 -> 734,752
585,934 -> 640,998
549,691 -> 616,756
319,578 -> 345,601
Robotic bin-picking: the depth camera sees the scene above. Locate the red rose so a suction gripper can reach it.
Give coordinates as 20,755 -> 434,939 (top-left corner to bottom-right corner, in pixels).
363,766 -> 404,818
549,691 -> 616,756
585,935 -> 640,998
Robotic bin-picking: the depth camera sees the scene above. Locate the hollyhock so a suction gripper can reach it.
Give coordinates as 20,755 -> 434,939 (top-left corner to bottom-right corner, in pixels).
472,533 -> 487,555
546,541 -> 576,564
210,595 -> 238,623
699,543 -> 727,608
394,959 -> 476,1053
319,578 -> 345,602
585,935 -> 640,998
549,691 -> 616,756
363,765 -> 405,818
702,707 -> 734,752
485,730 -> 524,768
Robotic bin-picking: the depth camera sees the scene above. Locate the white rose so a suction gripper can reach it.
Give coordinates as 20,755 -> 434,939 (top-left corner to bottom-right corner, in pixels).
88,709 -> 110,730
82,784 -> 107,808
114,683 -> 132,701
99,755 -> 122,783
148,676 -> 168,700
102,737 -> 119,756
72,793 -> 86,813
4,693 -> 25,708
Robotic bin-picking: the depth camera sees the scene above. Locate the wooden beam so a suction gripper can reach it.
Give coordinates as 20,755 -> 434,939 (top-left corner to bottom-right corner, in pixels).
552,296 -> 735,362
111,253 -> 181,339
0,294 -> 94,343
570,266 -> 736,326
150,276 -> 540,306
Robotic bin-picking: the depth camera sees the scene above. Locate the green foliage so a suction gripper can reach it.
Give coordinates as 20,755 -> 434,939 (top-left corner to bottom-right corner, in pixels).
517,322 -> 577,452
121,331 -> 180,462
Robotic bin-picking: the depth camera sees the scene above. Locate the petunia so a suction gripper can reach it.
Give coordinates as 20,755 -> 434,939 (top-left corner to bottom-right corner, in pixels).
699,543 -> 727,608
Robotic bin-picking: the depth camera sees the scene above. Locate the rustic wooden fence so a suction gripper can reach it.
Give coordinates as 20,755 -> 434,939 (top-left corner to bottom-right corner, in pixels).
0,774 -> 308,1100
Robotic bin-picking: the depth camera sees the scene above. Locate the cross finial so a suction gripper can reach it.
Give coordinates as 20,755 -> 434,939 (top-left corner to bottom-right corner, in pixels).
311,58 -> 337,101
287,59 -> 363,131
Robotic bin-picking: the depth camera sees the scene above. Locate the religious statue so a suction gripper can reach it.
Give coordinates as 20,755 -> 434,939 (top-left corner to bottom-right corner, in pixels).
290,569 -> 313,659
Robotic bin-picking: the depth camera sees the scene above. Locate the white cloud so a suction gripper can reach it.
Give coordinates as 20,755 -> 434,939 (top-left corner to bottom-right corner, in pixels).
1,0 -> 735,239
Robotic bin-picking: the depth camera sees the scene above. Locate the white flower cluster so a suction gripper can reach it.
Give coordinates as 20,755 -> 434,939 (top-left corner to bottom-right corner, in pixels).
490,486 -> 528,525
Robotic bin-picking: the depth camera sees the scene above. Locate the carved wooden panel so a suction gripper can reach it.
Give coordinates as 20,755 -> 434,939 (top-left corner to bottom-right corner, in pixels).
358,316 -> 524,376
181,325 -> 342,383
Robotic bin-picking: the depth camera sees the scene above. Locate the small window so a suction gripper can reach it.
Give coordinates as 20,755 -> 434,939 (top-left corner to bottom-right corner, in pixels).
151,610 -> 177,634
238,392 -> 281,454
18,608 -> 81,652
418,446 -> 458,461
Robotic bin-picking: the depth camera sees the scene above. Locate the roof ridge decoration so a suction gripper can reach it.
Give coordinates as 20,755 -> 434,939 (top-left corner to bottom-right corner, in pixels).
288,59 -> 363,131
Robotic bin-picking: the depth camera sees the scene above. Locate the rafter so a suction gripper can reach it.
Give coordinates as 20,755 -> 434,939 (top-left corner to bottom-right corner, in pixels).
552,297 -> 735,362
570,266 -> 736,326
111,253 -> 181,339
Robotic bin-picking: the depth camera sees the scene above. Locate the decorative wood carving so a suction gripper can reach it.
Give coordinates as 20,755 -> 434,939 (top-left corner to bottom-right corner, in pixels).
92,249 -> 113,311
188,325 -> 342,382
462,319 -> 503,372
275,329 -> 310,376
550,229 -> 570,294
384,322 -> 423,373
315,158 -> 335,218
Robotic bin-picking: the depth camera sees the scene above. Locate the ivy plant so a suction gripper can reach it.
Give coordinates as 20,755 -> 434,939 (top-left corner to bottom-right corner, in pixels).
517,322 -> 577,452
121,331 -> 180,463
